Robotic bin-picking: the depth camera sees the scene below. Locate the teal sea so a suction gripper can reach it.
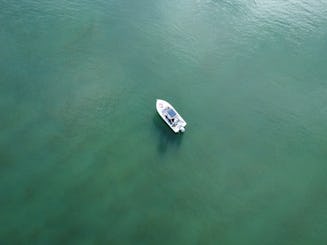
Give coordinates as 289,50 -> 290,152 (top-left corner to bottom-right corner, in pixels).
1,0 -> 327,244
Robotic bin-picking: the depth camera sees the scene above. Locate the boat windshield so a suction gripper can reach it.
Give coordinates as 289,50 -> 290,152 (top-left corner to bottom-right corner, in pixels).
167,108 -> 177,119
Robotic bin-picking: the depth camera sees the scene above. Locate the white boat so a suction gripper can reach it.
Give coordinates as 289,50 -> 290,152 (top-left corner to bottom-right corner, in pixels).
156,99 -> 187,133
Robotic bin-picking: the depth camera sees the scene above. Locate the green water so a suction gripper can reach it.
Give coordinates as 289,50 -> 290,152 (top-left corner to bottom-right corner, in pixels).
1,0 -> 327,244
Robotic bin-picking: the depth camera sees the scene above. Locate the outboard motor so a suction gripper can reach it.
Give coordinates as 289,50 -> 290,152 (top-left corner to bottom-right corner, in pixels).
180,127 -> 185,133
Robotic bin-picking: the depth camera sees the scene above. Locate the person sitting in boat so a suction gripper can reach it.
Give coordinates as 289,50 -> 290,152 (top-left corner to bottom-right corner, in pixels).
165,116 -> 173,124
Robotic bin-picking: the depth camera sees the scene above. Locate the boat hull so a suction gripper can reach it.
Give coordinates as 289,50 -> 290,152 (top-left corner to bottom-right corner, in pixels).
156,99 -> 187,133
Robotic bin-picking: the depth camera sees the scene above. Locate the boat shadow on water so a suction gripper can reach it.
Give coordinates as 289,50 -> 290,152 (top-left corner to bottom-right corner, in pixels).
152,115 -> 183,154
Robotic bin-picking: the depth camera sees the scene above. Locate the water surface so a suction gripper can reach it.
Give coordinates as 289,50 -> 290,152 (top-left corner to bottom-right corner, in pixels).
1,0 -> 327,244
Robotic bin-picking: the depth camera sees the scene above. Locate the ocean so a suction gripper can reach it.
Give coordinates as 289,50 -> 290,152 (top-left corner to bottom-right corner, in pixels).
1,0 -> 327,244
